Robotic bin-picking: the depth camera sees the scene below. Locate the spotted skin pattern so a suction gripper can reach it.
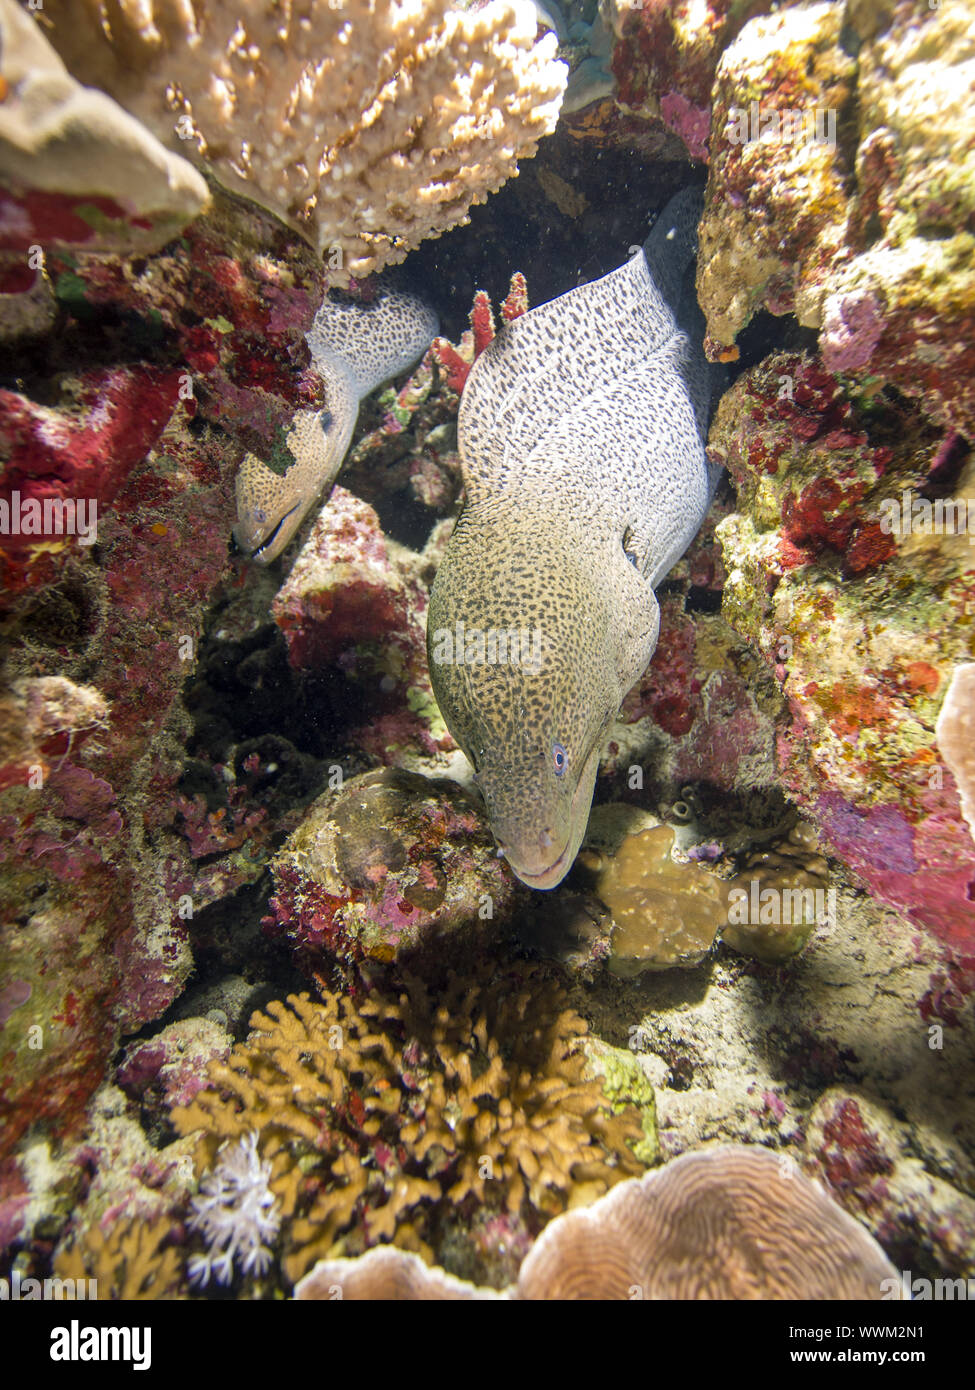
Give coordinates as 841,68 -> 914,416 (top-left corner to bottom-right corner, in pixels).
235,283 -> 438,562
428,190 -> 722,890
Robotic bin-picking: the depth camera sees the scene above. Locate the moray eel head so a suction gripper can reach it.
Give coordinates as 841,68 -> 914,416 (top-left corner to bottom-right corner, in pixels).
428,511 -> 660,889
234,452 -> 307,563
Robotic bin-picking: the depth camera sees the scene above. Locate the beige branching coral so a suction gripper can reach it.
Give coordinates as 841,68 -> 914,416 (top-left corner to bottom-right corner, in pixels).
171,963 -> 644,1285
297,1144 -> 901,1300
54,1217 -> 187,1299
40,0 -> 567,279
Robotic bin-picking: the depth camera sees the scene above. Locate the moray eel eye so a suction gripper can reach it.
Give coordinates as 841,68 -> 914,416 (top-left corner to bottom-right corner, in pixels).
552,742 -> 568,776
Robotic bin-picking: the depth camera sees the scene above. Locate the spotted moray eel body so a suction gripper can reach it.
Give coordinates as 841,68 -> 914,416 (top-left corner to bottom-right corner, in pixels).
428,189 -> 723,889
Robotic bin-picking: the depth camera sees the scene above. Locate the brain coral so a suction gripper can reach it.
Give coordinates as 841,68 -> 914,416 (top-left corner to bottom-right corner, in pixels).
296,1143 -> 900,1300
39,0 -> 567,280
171,963 -> 645,1286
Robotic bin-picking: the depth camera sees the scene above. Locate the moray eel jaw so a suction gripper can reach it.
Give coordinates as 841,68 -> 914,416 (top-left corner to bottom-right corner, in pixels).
234,462 -> 304,562
491,738 -> 603,890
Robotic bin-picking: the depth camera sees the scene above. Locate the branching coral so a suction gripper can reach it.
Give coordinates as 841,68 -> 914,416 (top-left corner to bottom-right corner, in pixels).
171,963 -> 645,1285
54,1216 -> 186,1299
40,0 -> 567,279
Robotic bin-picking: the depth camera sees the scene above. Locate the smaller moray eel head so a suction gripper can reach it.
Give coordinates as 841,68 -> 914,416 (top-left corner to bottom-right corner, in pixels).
428,513 -> 660,889
234,452 -> 306,562
234,411 -> 334,563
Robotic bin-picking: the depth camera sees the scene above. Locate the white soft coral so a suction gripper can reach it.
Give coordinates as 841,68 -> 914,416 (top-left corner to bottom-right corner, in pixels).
187,1132 -> 281,1287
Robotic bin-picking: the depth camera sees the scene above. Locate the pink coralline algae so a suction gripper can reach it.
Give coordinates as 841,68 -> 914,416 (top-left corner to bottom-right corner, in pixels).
271,486 -> 451,763
0,191 -> 326,1163
610,0 -> 772,161
804,1090 -> 975,1279
820,288 -> 885,375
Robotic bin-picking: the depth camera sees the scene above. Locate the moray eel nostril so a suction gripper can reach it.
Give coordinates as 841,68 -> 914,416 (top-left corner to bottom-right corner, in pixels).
428,189 -> 724,891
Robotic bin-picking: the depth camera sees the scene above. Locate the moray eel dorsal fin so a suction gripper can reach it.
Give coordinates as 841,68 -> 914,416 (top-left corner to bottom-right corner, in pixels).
428,189 -> 723,890
235,282 -> 438,563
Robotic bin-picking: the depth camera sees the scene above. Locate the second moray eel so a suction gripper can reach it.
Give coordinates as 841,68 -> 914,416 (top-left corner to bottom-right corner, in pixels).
235,281 -> 438,562
428,189 -> 723,890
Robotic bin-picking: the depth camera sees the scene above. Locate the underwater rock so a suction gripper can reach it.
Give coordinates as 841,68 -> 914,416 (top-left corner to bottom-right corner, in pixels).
803,1088 -> 975,1281
819,0 -> 975,435
711,352 -> 975,957
297,1143 -> 899,1299
0,178 -> 340,1160
606,0 -> 772,161
589,824 -> 729,975
698,0 -> 854,352
270,487 -> 451,765
264,767 -> 517,971
117,1017 -> 232,1115
698,0 -> 975,436
0,0 -> 208,259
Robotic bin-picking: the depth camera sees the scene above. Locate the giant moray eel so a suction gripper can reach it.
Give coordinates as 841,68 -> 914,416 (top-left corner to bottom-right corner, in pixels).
235,282 -> 438,562
428,189 -> 723,890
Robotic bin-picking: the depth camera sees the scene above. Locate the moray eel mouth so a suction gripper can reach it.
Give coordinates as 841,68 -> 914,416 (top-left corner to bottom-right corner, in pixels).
498,741 -> 602,891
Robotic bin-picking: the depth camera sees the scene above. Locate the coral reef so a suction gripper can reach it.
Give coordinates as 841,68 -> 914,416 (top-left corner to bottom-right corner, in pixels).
584,823 -> 730,975
270,489 -> 449,762
698,0 -> 854,354
296,1143 -> 898,1299
696,0 -> 975,435
722,822 -> 831,963
171,964 -> 646,1286
55,1215 -> 186,1300
40,0 -> 567,279
711,352 -> 975,955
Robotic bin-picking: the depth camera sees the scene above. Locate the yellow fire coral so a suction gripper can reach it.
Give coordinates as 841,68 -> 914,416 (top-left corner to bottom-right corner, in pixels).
39,0 -> 567,279
171,963 -> 644,1285
54,1217 -> 186,1300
